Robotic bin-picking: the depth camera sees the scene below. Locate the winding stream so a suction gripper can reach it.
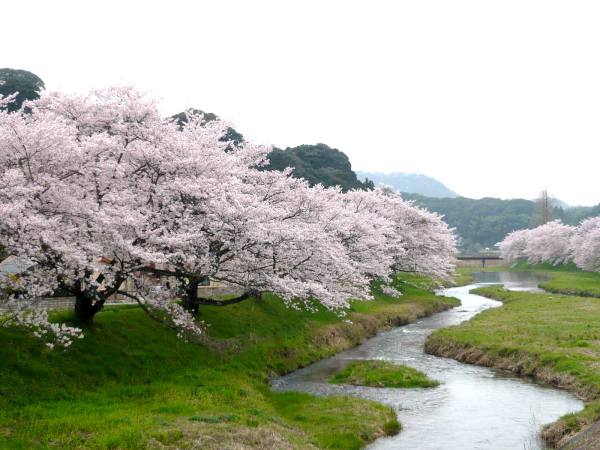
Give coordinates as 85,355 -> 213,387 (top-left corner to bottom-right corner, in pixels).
271,272 -> 584,450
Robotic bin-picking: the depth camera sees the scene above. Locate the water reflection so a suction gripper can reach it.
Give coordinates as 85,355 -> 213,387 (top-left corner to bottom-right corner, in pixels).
271,272 -> 583,450
474,271 -> 548,292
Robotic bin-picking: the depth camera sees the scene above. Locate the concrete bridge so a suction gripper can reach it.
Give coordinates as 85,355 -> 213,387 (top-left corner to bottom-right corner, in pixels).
456,255 -> 504,268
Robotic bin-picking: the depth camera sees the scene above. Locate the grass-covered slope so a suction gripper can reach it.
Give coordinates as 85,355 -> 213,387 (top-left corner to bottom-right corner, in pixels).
425,284 -> 600,448
330,360 -> 439,388
0,277 -> 457,449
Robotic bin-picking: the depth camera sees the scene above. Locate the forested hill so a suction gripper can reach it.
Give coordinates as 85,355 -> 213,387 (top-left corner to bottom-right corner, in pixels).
356,171 -> 458,198
403,193 -> 600,253
0,68 -> 44,112
402,194 -> 532,252
266,143 -> 373,191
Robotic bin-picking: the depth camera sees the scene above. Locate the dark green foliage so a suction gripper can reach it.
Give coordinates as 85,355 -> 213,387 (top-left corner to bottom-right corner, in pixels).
403,194 -> 535,252
362,177 -> 375,190
171,108 -> 244,147
0,68 -> 45,112
266,143 -> 371,192
384,418 -> 402,436
561,204 -> 600,225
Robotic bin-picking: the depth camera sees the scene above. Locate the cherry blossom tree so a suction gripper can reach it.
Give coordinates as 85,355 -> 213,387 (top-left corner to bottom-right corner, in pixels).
345,187 -> 457,281
499,229 -> 530,263
500,217 -> 600,273
139,155 -> 397,315
571,217 -> 600,272
0,86 -> 458,347
0,87 -> 203,345
523,221 -> 575,265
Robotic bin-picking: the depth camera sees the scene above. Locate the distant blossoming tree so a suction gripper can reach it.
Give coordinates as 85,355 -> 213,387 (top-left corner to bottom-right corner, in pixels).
498,229 -> 530,264
499,218 -> 600,272
0,86 -> 457,347
571,217 -> 600,272
523,221 -> 575,265
499,221 -> 574,265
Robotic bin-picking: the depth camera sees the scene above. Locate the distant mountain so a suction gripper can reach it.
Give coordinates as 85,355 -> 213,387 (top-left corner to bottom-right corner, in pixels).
356,172 -> 458,198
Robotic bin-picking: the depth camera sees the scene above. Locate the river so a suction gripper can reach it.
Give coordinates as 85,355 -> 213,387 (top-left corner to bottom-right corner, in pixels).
271,272 -> 584,450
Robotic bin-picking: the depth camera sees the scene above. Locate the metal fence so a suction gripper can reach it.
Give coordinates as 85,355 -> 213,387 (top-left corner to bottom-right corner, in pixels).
0,296 -> 137,313
1,283 -> 246,312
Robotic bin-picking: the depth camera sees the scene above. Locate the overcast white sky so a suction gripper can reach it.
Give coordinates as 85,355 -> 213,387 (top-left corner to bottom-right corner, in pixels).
4,1 -> 600,205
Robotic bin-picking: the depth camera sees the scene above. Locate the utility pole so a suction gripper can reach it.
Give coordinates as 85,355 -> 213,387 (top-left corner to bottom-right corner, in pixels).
533,188 -> 553,226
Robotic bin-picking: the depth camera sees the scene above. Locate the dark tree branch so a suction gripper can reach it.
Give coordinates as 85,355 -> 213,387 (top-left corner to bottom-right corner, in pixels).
197,290 -> 258,306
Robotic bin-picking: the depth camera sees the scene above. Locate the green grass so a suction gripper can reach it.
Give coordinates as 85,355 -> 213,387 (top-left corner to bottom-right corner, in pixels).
426,279 -> 600,447
535,264 -> 600,298
0,275 -> 457,449
330,360 -> 439,388
452,268 -> 479,286
390,272 -> 443,290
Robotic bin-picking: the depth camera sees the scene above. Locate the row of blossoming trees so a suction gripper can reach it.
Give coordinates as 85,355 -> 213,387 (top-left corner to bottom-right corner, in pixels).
499,218 -> 600,271
0,86 -> 457,348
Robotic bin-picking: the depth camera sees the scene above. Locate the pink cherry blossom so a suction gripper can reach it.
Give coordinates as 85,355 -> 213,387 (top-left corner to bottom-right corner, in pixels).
0,86 -> 457,347
499,219 -> 600,271
571,217 -> 600,272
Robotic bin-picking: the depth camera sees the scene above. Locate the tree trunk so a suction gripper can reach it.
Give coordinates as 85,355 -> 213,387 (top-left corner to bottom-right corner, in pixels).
74,294 -> 104,324
181,280 -> 200,317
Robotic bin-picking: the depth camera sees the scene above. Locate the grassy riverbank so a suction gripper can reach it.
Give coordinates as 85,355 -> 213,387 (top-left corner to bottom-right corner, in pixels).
457,262 -> 600,297
0,276 -> 457,449
425,281 -> 600,448
330,361 -> 439,389
535,264 -> 600,298
454,263 -> 600,294
452,267 -> 480,286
